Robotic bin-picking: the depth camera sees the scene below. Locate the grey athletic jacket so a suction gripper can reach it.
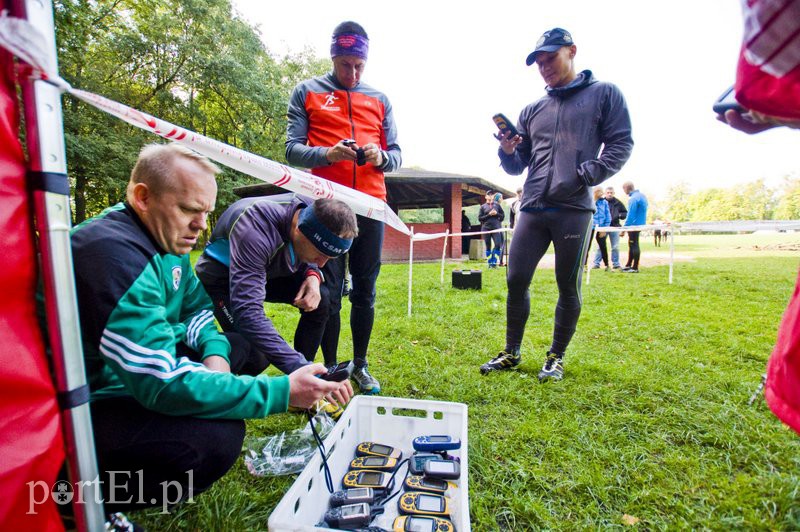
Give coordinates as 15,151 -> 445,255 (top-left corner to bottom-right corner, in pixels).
500,70 -> 633,212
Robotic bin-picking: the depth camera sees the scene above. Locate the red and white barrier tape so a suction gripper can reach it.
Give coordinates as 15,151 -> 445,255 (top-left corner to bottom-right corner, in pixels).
0,14 -> 411,235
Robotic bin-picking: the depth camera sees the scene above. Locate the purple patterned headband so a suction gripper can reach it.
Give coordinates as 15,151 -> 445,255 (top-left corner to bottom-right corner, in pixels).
331,33 -> 369,60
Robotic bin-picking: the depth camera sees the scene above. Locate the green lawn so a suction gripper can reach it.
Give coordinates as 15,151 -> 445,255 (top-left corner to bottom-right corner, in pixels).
142,234 -> 800,530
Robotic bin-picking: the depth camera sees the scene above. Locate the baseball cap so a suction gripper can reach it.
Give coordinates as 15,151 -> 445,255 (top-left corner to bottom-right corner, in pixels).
525,28 -> 574,66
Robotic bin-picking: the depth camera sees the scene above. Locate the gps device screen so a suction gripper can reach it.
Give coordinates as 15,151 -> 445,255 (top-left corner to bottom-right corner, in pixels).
371,444 -> 392,455
407,517 -> 435,532
418,494 -> 443,512
359,471 -> 382,484
341,505 -> 361,517
348,488 -> 370,498
427,461 -> 455,474
363,457 -> 386,466
421,477 -> 447,490
427,436 -> 449,442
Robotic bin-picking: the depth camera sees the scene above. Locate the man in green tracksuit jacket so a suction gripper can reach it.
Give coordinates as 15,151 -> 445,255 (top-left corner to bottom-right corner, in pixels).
70,143 -> 352,512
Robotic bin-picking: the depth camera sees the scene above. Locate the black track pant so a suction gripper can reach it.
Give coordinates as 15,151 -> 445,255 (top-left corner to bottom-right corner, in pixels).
505,209 -> 593,356
626,231 -> 641,269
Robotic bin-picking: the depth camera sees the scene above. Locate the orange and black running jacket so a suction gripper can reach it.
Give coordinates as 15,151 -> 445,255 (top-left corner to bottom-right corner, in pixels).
285,72 -> 402,201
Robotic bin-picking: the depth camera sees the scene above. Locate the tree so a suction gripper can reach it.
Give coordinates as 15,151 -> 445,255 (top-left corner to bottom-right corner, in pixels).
664,182 -> 692,222
775,176 -> 800,220
55,0 -> 328,223
736,179 -> 775,220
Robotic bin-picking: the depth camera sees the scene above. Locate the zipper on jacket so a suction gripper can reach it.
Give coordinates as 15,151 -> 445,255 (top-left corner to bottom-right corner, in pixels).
541,98 -> 563,203
347,91 -> 357,190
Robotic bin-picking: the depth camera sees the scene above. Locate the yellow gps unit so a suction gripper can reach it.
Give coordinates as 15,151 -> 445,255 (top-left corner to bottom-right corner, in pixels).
349,455 -> 399,472
397,491 -> 451,518
341,469 -> 393,492
403,474 -> 453,494
355,442 -> 403,460
393,515 -> 455,532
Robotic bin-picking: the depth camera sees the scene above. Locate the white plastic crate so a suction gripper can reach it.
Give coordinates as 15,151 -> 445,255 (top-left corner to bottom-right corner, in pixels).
268,395 -> 470,531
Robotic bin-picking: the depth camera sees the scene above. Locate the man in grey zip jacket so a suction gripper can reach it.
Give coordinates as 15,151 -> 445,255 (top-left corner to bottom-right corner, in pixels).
480,27 -> 633,382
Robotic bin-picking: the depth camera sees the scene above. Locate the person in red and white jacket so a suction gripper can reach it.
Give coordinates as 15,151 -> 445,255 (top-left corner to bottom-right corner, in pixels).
285,21 -> 402,394
717,0 -> 800,435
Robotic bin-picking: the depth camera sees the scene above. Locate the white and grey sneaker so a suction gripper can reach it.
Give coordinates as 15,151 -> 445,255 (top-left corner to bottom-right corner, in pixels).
352,364 -> 381,394
537,352 -> 564,382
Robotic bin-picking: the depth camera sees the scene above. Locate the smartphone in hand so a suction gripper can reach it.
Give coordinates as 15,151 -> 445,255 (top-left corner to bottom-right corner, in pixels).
319,360 -> 353,382
492,113 -> 520,139
713,86 -> 745,114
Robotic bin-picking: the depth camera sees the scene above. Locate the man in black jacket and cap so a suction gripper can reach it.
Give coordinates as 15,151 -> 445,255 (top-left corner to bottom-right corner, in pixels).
480,27 -> 633,381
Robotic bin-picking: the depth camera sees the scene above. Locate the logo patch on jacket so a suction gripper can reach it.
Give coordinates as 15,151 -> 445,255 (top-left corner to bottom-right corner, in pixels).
322,92 -> 341,111
172,266 -> 182,291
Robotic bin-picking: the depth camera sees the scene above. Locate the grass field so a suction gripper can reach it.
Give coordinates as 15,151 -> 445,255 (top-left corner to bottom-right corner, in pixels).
140,233 -> 800,530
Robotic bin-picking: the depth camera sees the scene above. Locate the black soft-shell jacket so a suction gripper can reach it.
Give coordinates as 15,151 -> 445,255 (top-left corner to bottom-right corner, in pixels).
500,70 -> 633,212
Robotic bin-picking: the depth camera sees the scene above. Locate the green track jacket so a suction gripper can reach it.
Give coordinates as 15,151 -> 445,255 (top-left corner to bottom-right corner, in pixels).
70,203 -> 289,419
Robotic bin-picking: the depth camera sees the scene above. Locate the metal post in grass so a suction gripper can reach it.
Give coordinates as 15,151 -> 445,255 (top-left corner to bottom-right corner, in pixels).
440,229 -> 449,284
669,223 -> 675,284
408,227 -> 414,317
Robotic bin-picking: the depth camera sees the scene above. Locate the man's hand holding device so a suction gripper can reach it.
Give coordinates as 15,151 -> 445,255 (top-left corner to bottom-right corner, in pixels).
493,113 -> 523,154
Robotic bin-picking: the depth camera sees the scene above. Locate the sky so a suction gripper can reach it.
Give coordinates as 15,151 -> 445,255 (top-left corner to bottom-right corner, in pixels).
232,0 -> 798,203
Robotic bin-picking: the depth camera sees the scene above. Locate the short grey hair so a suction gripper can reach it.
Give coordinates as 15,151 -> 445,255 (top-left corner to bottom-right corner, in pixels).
128,143 -> 220,199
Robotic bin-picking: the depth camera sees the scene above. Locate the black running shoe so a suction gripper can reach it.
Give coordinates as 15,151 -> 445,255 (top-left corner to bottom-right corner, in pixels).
479,350 -> 521,374
537,352 -> 564,382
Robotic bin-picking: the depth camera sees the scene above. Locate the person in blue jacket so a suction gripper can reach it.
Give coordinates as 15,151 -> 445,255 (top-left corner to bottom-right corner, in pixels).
622,181 -> 648,273
589,187 -> 611,270
479,27 -> 633,382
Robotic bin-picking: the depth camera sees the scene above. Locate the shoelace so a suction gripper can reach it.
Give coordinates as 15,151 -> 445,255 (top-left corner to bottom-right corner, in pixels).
490,352 -> 509,363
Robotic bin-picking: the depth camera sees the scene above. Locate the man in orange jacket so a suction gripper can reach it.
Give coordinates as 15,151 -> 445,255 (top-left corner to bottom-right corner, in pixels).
286,20 -> 402,394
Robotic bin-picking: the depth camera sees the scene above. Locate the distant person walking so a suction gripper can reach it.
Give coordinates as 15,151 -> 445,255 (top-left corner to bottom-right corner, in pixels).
478,190 -> 505,268
594,186 -> 627,269
510,186 -> 523,229
589,187 -> 611,270
653,218 -> 664,247
622,181 -> 648,273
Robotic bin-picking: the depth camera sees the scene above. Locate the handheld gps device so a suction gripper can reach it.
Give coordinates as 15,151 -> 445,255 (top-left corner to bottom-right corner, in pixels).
412,435 -> 461,453
329,487 -> 376,508
323,502 -> 372,529
408,453 -> 440,475
423,459 -> 460,480
403,474 -> 451,494
342,139 -> 367,166
492,113 -> 520,139
350,456 -> 399,472
398,491 -> 451,518
393,515 -> 455,532
342,470 -> 394,492
320,360 -> 353,382
713,85 -> 745,114
356,442 -> 403,460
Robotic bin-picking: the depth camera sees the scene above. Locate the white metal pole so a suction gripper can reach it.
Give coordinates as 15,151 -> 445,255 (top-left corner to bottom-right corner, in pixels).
407,228 -> 414,317
669,224 -> 674,284
15,0 -> 105,530
440,229 -> 449,284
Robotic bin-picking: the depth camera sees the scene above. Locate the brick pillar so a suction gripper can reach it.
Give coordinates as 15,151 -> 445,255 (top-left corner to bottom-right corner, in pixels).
444,183 -> 462,258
